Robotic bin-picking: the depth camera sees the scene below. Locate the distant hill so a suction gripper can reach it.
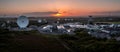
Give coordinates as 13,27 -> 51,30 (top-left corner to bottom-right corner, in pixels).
23,12 -> 58,17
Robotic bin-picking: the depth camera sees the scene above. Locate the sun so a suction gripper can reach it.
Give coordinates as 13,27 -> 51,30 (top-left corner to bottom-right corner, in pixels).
54,13 -> 62,16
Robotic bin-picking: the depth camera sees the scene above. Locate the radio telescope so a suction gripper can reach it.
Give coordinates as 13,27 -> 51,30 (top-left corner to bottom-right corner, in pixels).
38,19 -> 42,23
17,16 -> 29,28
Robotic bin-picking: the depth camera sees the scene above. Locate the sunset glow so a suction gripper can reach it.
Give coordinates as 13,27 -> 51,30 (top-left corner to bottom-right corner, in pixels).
53,13 -> 62,17
56,13 -> 62,16
0,0 -> 120,17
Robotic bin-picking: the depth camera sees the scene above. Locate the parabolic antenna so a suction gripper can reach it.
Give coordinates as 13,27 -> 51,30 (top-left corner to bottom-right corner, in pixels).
17,16 -> 29,28
38,19 -> 42,23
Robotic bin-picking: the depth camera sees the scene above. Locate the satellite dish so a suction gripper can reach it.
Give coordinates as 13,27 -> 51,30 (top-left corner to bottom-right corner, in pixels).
38,19 -> 42,23
17,16 -> 29,28
6,20 -> 10,24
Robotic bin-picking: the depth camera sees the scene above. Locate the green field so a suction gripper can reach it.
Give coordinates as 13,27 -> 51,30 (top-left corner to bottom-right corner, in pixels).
111,22 -> 120,24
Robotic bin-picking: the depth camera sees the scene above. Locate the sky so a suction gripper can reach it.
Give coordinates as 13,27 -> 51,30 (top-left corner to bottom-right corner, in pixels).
0,0 -> 120,16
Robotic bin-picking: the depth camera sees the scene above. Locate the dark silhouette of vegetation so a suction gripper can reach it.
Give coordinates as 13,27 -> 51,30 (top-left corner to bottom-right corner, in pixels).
0,29 -> 69,52
1,28 -> 120,52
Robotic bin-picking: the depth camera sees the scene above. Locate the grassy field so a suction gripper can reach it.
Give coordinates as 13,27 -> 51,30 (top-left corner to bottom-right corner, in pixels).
111,22 -> 120,24
1,28 -> 120,52
59,29 -> 120,52
0,29 -> 70,52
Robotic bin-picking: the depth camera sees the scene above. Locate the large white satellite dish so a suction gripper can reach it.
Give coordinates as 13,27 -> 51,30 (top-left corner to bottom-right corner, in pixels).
17,16 -> 29,28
